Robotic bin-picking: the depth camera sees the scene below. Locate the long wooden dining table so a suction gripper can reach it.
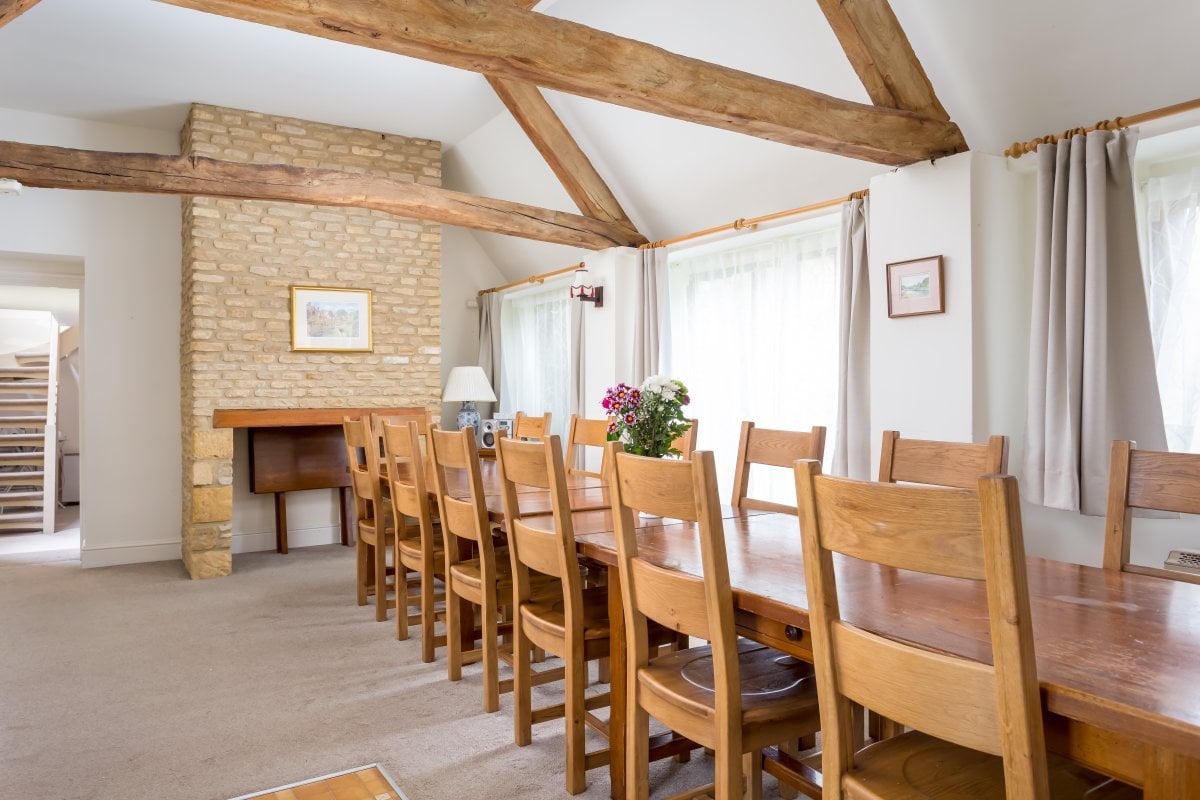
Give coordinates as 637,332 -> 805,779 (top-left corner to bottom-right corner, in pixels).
444,460 -> 1200,798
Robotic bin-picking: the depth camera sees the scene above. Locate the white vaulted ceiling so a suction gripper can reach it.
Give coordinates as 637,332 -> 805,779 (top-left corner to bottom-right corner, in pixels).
2,0 -> 1199,279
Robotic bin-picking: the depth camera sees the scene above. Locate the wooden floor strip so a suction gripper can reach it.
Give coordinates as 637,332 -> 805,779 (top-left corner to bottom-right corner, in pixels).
228,764 -> 408,800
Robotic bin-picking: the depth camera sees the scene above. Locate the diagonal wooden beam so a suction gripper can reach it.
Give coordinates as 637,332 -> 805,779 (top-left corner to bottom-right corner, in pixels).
154,0 -> 965,165
0,140 -> 640,250
817,0 -> 958,133
0,0 -> 42,29
486,76 -> 643,242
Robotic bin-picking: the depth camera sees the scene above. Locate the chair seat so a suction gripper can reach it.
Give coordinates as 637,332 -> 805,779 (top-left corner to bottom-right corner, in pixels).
521,585 -> 612,642
639,640 -> 819,750
843,731 -> 1141,800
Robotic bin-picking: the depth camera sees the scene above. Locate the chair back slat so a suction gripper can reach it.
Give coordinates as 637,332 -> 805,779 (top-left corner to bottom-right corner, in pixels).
671,418 -> 699,459
732,421 -> 827,514
567,415 -> 610,478
1127,449 -> 1200,514
496,439 -> 554,490
795,460 -> 1049,799
440,494 -> 482,544
879,430 -> 1008,489
629,557 -> 711,640
814,478 -> 986,580
832,623 -> 1001,755
350,466 -> 380,524
610,454 -> 699,522
514,411 -> 552,441
510,519 -> 566,579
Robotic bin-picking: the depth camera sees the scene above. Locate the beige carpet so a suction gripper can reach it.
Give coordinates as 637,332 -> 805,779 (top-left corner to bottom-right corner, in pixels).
0,543 -> 756,800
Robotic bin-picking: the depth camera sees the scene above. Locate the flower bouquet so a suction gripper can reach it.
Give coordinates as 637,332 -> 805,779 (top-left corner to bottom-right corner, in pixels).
602,375 -> 692,458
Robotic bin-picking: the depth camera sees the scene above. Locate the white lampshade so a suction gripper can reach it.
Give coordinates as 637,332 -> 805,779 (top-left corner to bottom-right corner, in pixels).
442,365 -> 497,403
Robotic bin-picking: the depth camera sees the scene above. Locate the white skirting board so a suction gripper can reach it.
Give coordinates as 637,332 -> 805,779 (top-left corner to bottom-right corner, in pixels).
79,525 -> 342,568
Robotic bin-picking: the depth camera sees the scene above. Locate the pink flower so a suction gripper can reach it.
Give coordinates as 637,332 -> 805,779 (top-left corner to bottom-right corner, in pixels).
624,413 -> 637,425
607,421 -> 618,435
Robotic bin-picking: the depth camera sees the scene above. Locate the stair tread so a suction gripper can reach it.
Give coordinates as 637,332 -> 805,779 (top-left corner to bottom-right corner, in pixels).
0,491 -> 45,504
0,510 -> 43,521
0,380 -> 49,387
0,433 -> 44,442
0,416 -> 48,427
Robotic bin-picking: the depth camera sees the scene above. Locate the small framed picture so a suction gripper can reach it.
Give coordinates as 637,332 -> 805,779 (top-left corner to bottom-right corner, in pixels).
290,286 -> 373,352
886,256 -> 945,318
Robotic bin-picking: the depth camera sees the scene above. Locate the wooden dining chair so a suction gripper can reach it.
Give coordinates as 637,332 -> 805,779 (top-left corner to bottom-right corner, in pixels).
429,425 -> 531,712
793,460 -> 1138,800
566,414 -> 610,478
1104,440 -> 1200,585
381,419 -> 447,660
514,411 -> 552,441
609,443 -> 821,800
878,429 -> 1008,488
496,433 -> 613,795
669,417 -> 699,459
731,421 -> 827,514
348,416 -> 394,622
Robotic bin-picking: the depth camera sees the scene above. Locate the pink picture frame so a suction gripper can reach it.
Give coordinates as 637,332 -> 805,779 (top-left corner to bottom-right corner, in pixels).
886,255 -> 945,318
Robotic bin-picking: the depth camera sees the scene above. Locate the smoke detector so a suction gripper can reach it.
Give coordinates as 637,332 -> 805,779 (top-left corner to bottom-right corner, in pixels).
0,178 -> 22,197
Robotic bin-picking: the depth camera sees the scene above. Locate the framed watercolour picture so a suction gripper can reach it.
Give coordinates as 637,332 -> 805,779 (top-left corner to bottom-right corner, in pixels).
886,256 -> 945,318
290,286 -> 373,352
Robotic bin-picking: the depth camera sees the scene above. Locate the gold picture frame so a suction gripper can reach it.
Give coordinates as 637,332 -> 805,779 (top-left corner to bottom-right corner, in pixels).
289,286 -> 373,352
886,256 -> 945,318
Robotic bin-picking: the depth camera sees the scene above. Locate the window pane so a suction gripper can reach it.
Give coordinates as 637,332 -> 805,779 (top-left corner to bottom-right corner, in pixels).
499,283 -> 572,442
1145,167 -> 1200,452
666,216 -> 841,503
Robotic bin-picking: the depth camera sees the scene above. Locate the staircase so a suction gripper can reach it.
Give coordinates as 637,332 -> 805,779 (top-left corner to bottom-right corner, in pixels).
0,354 -> 51,533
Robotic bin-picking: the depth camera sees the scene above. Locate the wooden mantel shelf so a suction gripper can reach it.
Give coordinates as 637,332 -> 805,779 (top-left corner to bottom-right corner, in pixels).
212,407 -> 427,428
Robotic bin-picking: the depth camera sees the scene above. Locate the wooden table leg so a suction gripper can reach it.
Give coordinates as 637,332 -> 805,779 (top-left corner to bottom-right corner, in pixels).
607,563 -> 626,800
274,491 -> 288,554
338,486 -> 354,546
1143,747 -> 1200,799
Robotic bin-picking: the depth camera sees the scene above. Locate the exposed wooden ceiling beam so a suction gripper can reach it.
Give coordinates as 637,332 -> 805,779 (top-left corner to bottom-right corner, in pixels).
0,140 -> 638,250
0,0 -> 42,29
817,0 -> 956,128
487,76 -> 644,243
154,0 -> 965,165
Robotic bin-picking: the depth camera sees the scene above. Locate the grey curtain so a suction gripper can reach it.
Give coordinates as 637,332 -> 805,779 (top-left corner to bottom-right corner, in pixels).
632,248 -> 668,384
477,292 -> 503,409
831,197 -> 871,478
1023,129 -> 1168,514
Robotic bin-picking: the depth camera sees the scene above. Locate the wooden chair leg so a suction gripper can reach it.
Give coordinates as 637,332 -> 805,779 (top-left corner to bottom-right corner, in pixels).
374,537 -> 388,622
714,743 -> 742,800
396,563 -> 411,641
420,569 -> 436,663
356,539 -> 369,606
565,647 -> 587,795
778,740 -> 800,800
741,751 -> 762,800
513,621 -> 533,747
483,598 -> 500,712
446,582 -> 462,682
629,698 -> 651,800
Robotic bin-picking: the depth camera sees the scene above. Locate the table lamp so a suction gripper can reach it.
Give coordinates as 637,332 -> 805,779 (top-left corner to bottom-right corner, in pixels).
442,365 -> 497,433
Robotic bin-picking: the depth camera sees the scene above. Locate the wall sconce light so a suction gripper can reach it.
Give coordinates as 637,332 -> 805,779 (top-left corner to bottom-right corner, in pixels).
569,262 -> 603,308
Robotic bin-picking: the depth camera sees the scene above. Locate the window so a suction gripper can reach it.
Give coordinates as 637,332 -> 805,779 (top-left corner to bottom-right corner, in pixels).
665,215 -> 841,503
1143,165 -> 1200,452
499,281 -> 572,441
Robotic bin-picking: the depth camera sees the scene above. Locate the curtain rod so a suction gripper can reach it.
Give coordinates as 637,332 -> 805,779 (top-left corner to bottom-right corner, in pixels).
478,261 -> 584,297
638,189 -> 869,250
1005,96 -> 1200,159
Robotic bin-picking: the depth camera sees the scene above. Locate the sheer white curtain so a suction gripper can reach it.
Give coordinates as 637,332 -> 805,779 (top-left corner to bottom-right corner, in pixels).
665,216 -> 841,504
1144,166 -> 1200,452
499,282 -> 572,442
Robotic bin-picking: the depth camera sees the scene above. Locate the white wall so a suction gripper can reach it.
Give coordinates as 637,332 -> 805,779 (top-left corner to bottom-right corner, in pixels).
0,107 -> 182,567
868,153 -> 976,453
